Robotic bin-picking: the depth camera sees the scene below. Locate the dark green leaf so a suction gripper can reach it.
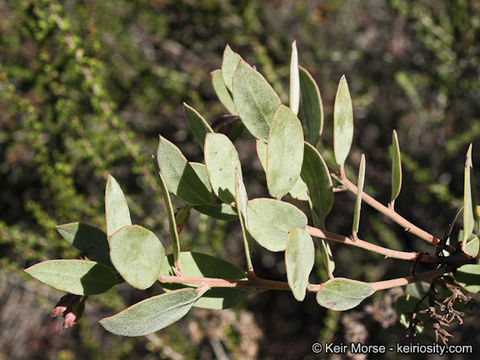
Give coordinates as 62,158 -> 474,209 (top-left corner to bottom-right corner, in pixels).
396,295 -> 428,331
232,60 -> 281,141
56,222 -> 112,268
25,260 -> 116,295
299,66 -> 323,144
285,227 -> 314,301
183,103 -> 214,150
289,41 -> 300,115
316,278 -> 374,311
157,136 -> 213,205
193,204 -> 237,221
312,212 -> 335,276
267,105 -> 304,198
211,70 -> 237,115
105,175 -> 132,237
405,282 -> 430,299
391,130 -> 402,202
247,198 -> 307,252
109,225 -> 165,290
456,264 -> 480,293
99,289 -> 199,336
301,143 -> 333,219
333,75 -> 354,166
352,154 -> 366,234
161,252 -> 248,309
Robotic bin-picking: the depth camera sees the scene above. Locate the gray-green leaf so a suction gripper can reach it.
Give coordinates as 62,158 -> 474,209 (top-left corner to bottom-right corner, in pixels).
463,144 -> 476,248
299,66 -> 323,144
257,140 -> 307,200
267,105 -> 304,198
289,41 -> 300,115
157,136 -> 213,205
99,289 -> 199,336
105,175 -> 132,237
204,133 -> 244,204
183,103 -> 214,150
316,278 -> 374,311
301,143 -> 333,219
232,60 -> 281,141
333,75 -> 354,166
56,222 -> 113,268
391,130 -> 402,202
211,70 -> 237,114
352,154 -> 366,234
109,225 -> 165,290
222,45 -> 241,92
25,260 -> 116,295
247,198 -> 307,252
153,161 -> 180,264
161,252 -> 248,309
285,227 -> 314,301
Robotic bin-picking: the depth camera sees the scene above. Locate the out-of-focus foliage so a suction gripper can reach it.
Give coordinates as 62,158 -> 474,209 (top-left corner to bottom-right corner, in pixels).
1,0 -> 480,358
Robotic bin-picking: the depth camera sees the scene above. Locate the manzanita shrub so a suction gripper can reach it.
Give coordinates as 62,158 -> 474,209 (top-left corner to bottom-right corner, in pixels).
26,43 -> 479,342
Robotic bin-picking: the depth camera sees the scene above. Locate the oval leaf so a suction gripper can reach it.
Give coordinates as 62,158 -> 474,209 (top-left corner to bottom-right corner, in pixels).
183,103 -> 214,150
333,75 -> 354,166
56,222 -> 112,268
157,136 -> 213,205
25,260 -> 116,295
391,130 -> 402,202
316,278 -> 374,311
256,140 -> 307,200
285,227 -> 315,301
105,175 -> 132,237
211,70 -> 237,115
193,203 -> 237,221
232,60 -> 281,141
153,160 -> 180,263
222,45 -> 241,92
161,252 -> 248,309
99,289 -> 199,336
301,142 -> 333,219
204,133 -> 244,204
289,41 -> 300,115
109,225 -> 165,290
463,144 -> 476,248
299,66 -> 324,144
247,198 -> 307,252
267,105 -> 304,198
352,154 -> 366,234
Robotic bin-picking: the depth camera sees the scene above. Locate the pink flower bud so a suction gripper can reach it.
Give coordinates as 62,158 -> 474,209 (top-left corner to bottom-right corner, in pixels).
51,294 -> 79,318
63,311 -> 77,329
62,298 -> 86,329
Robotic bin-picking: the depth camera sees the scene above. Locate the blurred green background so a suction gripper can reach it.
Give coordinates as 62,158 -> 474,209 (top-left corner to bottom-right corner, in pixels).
1,0 -> 479,359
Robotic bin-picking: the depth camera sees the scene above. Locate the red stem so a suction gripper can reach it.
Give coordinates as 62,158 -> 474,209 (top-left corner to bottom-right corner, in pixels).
338,175 -> 442,245
306,226 -> 438,262
158,266 -> 453,293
